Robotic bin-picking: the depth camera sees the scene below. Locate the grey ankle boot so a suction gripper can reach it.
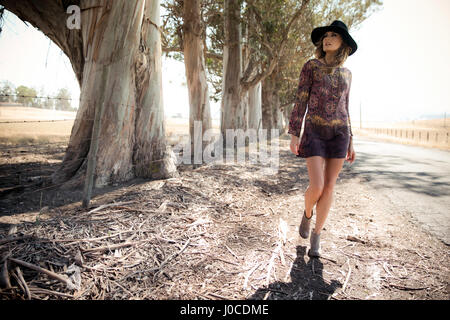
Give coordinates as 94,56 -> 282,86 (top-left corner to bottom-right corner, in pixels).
308,230 -> 321,258
299,210 -> 313,239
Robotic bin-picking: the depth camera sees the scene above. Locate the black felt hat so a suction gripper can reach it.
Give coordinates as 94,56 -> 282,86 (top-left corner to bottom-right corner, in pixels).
311,20 -> 357,55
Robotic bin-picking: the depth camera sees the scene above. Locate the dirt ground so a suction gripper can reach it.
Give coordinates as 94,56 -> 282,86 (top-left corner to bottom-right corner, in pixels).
0,137 -> 449,300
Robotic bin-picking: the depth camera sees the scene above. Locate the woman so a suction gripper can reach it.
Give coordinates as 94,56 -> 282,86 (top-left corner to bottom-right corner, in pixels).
288,20 -> 357,258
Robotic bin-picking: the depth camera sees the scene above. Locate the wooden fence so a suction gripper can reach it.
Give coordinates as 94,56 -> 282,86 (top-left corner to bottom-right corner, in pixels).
354,127 -> 450,150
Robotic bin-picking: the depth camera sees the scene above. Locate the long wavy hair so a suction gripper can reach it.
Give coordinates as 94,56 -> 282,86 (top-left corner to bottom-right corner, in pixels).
314,33 -> 352,74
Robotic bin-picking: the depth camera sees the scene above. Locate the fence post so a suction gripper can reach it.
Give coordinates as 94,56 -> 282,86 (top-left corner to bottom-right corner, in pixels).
82,68 -> 110,208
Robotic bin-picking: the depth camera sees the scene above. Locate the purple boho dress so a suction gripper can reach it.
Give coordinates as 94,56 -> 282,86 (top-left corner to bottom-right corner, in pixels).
288,58 -> 353,159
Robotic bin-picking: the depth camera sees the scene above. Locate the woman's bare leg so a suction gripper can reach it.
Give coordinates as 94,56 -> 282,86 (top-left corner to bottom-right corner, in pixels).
314,158 -> 345,234
305,156 -> 326,218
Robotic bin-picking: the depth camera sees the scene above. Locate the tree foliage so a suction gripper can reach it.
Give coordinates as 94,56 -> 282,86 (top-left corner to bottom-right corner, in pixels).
161,0 -> 382,108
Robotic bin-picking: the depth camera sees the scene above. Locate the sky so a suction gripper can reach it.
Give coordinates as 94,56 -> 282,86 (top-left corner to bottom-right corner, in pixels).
345,0 -> 450,122
0,0 -> 449,123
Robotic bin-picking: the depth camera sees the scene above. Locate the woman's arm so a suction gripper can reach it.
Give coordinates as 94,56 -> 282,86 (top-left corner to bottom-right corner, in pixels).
288,60 -> 313,138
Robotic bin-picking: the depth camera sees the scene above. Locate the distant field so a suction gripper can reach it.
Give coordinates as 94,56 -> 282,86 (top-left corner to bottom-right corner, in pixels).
0,106 -> 219,145
353,118 -> 450,150
0,106 -> 76,121
354,118 -> 449,129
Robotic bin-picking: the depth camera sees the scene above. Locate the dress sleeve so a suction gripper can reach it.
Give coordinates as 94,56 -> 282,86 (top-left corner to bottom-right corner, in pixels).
345,71 -> 353,137
288,60 -> 313,137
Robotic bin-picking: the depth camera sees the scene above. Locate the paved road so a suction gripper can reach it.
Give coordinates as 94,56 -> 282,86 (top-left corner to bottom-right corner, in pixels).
350,137 -> 450,245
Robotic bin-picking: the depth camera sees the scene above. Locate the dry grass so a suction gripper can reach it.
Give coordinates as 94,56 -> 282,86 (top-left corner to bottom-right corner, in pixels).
0,106 -> 76,121
0,106 -> 220,146
353,118 -> 450,150
0,106 -> 75,145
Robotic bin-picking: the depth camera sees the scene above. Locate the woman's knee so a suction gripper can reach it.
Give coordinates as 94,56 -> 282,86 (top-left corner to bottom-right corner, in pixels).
309,182 -> 325,197
322,182 -> 336,195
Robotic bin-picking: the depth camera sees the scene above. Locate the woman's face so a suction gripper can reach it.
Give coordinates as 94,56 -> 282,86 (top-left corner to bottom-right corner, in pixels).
322,31 -> 343,53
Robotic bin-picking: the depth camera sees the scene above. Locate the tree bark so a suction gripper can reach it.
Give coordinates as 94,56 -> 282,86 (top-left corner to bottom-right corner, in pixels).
1,0 -> 177,188
182,0 -> 212,163
133,0 -> 176,180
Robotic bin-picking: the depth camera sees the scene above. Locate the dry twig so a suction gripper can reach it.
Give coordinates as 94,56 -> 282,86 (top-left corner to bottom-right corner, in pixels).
342,259 -> 352,293
8,257 -> 74,289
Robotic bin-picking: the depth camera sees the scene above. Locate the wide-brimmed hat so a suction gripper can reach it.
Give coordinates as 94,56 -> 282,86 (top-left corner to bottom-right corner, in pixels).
311,20 -> 357,55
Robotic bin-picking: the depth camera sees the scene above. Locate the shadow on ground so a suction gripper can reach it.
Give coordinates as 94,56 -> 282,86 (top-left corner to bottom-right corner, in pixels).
248,246 -> 342,300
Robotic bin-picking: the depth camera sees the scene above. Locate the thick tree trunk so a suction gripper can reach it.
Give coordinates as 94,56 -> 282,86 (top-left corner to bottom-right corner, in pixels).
1,0 -> 177,188
182,0 -> 212,163
221,0 -> 246,141
133,0 -> 176,180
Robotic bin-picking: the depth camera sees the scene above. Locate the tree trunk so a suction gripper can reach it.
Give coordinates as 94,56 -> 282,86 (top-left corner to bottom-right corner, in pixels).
261,74 -> 283,138
282,104 -> 293,134
182,0 -> 212,163
247,82 -> 262,131
1,0 -> 177,188
261,77 -> 274,131
133,0 -> 176,181
271,90 -> 283,133
221,0 -> 246,142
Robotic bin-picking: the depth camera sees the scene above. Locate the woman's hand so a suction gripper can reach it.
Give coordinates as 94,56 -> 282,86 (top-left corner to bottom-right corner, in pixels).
346,138 -> 356,164
290,135 -> 300,155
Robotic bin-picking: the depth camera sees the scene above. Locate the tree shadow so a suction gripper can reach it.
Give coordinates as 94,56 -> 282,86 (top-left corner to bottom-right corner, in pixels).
248,246 -> 342,300
352,149 -> 450,197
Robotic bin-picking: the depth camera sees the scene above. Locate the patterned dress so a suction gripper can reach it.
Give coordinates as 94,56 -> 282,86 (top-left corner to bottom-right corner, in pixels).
288,58 -> 353,159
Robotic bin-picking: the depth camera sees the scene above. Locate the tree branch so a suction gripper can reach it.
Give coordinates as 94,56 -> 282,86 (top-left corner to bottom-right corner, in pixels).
241,0 -> 310,91
0,0 -> 84,86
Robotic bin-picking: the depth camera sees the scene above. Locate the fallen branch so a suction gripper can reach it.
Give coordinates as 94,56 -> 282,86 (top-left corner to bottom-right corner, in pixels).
8,257 -> 75,289
87,201 -> 135,214
207,292 -> 231,300
0,260 -> 11,289
389,284 -> 429,291
83,241 -> 141,253
318,255 -> 338,264
346,235 -> 366,244
15,267 -> 31,300
28,286 -> 74,298
52,229 -> 153,245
